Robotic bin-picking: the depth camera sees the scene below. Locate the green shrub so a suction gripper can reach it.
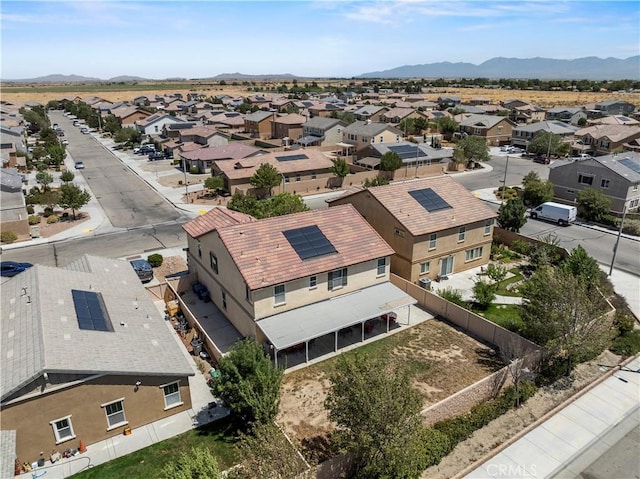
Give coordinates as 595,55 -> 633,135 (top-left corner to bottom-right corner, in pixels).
600,214 -> 617,227
0,231 -> 18,243
610,330 -> 640,356
438,287 -> 466,307
614,310 -> 636,335
622,219 -> 640,236
189,166 -> 199,174
47,214 -> 59,224
28,215 -> 41,225
422,428 -> 453,467
27,205 -> 35,214
43,207 -> 54,217
510,239 -> 533,256
147,253 -> 163,268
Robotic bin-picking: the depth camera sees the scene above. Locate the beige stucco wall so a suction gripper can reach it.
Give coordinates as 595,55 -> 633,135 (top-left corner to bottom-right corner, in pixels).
2,374 -> 191,461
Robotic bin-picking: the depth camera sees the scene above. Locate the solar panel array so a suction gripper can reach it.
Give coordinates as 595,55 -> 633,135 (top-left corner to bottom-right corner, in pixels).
72,289 -> 113,332
276,153 -> 308,162
388,145 -> 423,160
408,188 -> 452,212
283,225 -> 337,260
619,158 -> 640,174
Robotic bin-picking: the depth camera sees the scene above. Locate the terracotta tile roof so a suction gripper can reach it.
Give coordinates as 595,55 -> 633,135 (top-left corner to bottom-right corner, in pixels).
216,204 -> 394,290
182,207 -> 256,239
576,124 -> 640,142
178,126 -> 223,140
333,176 -> 497,236
180,143 -> 262,161
273,113 -> 307,125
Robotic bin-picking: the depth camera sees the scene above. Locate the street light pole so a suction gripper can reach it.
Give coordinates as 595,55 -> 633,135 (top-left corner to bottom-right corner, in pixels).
608,202 -> 628,276
183,158 -> 189,202
501,155 -> 509,203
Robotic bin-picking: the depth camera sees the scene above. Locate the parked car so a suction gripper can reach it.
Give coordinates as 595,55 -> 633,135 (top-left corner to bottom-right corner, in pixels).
74,161 -> 85,169
533,155 -> 550,164
148,151 -> 165,161
61,139 -> 69,145
112,144 -> 124,150
1,261 -> 33,277
135,144 -> 156,155
80,127 -> 89,134
129,259 -> 154,283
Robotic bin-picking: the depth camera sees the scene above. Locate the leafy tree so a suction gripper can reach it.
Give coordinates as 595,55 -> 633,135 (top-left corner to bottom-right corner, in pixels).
363,176 -> 390,188
213,339 -> 283,431
325,353 -> 429,479
473,280 -> 497,310
203,176 -> 223,194
561,245 -> 601,288
60,170 -> 75,183
46,144 -> 67,168
527,131 -> 570,157
522,171 -> 554,207
249,163 -> 281,198
35,171 -> 54,191
486,263 -> 508,283
436,117 -> 458,137
160,446 -> 221,479
38,190 -> 60,211
114,126 -> 142,145
380,151 -> 403,172
228,192 -> 308,219
103,114 -> 122,134
497,197 -> 527,232
577,188 -> 611,222
330,158 -> 350,186
520,267 -> 614,376
228,192 -> 260,216
413,116 -> 429,133
39,127 -> 60,148
58,183 -> 91,219
453,136 -> 490,166
229,422 -> 307,479
398,118 -> 416,136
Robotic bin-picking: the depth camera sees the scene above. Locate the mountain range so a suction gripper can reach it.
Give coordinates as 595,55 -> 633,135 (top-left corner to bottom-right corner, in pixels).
3,56 -> 638,83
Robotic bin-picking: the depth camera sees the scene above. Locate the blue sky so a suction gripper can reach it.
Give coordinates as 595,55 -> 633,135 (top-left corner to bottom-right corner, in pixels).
1,1 -> 638,80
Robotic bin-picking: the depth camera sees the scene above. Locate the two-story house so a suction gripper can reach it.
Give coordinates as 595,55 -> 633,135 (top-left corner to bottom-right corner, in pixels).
457,114 -> 516,146
135,113 -> 188,136
342,121 -> 403,158
0,168 -> 29,236
181,205 -> 416,366
328,176 -> 497,284
352,105 -> 388,122
511,121 -> 578,149
179,142 -> 265,175
272,113 -> 306,142
380,108 -> 428,126
549,152 -> 640,213
545,107 -> 587,126
297,117 -> 347,148
594,100 -> 636,116
243,111 -> 276,139
574,124 -> 640,156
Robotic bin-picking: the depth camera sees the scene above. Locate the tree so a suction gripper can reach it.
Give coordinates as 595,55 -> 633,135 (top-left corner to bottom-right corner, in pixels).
203,176 -> 223,195
160,446 -> 221,479
379,151 -> 403,172
228,192 -> 261,216
228,192 -> 308,219
213,339 -> 283,431
60,170 -> 75,184
436,117 -> 458,137
39,127 -> 60,148
522,171 -> 554,207
330,158 -> 350,186
561,245 -> 601,288
520,267 -> 614,376
497,197 -> 527,232
39,190 -> 60,211
103,114 -> 122,134
454,136 -> 490,166
35,171 -> 54,192
229,422 -> 308,479
363,176 -> 389,188
114,126 -> 141,145
249,163 -> 281,198
325,353 -> 429,479
577,188 -> 611,222
46,144 -> 67,168
527,131 -> 570,157
58,183 -> 91,219
473,280 -> 497,310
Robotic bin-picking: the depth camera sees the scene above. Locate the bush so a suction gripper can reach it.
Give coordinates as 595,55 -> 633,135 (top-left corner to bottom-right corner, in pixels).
27,205 -> 35,214
43,207 -> 54,217
189,166 -> 200,174
510,239 -> 534,256
0,231 -> 18,243
147,253 -> 163,267
610,330 -> 640,356
438,287 -> 466,307
614,310 -> 636,335
622,219 -> 640,236
28,215 -> 40,225
422,428 -> 453,467
47,214 -> 59,224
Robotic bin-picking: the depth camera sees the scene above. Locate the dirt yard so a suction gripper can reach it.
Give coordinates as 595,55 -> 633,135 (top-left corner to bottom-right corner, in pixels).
277,319 -> 503,460
151,255 -> 188,283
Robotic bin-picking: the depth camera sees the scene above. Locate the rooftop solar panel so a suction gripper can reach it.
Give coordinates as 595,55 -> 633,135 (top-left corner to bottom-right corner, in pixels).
408,188 -> 452,212
72,289 -> 113,332
283,225 -> 337,260
276,154 -> 308,162
619,158 -> 640,174
388,145 -> 423,160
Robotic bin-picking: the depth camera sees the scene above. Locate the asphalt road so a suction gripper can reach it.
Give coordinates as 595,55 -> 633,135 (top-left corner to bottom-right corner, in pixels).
51,111 -> 183,228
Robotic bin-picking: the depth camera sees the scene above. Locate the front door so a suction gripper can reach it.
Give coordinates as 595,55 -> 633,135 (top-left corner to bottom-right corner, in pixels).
440,256 -> 453,277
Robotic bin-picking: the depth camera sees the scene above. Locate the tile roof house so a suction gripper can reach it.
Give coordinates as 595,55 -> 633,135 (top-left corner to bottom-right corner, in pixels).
243,110 -> 276,139
548,152 -> 640,213
380,107 -> 428,125
0,167 -> 29,236
574,124 -> 640,156
182,204 -> 415,366
355,141 -> 453,173
1,255 -> 194,461
457,114 -> 516,146
328,176 -> 497,284
352,105 -> 388,122
298,116 -> 347,148
509,104 -> 546,124
177,126 -> 228,148
342,121 -> 403,157
110,106 -> 152,126
205,111 -> 246,131
308,102 -> 348,118
589,115 -> 639,126
179,142 -> 265,174
511,120 -> 578,149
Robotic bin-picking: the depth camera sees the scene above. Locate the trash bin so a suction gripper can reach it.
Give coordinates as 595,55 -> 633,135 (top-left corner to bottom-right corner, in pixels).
191,339 -> 203,356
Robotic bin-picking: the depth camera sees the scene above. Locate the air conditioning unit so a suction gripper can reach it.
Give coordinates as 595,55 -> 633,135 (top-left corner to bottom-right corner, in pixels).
419,278 -> 431,290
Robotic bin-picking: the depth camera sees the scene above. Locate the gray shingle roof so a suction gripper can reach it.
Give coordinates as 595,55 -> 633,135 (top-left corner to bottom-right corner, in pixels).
303,117 -> 345,130
344,120 -> 402,136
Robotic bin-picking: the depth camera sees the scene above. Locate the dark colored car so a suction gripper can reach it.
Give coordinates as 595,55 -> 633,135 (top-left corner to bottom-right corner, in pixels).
136,145 -> 156,155
129,259 -> 154,283
148,151 -> 165,161
533,156 -> 550,164
0,261 -> 34,277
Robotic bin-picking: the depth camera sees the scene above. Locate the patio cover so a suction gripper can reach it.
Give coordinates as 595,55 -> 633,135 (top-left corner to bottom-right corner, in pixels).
258,282 -> 417,351
336,142 -> 355,148
357,157 -> 381,168
297,135 -> 324,146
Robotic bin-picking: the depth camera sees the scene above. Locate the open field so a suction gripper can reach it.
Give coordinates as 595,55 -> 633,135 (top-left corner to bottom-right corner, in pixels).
2,80 -> 639,108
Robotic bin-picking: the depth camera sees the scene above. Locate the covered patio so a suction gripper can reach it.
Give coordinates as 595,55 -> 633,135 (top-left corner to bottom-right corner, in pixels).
258,282 -> 417,368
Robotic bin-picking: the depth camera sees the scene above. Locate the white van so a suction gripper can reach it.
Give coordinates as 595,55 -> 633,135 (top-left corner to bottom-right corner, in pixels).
530,202 -> 577,226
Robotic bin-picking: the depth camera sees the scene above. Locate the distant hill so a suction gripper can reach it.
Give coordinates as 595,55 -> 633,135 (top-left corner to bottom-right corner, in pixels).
207,72 -> 300,80
107,75 -> 149,82
1,73 -> 152,83
358,56 -> 640,80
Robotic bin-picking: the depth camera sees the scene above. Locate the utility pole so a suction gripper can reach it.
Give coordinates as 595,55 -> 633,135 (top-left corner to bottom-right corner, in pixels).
609,203 -> 628,276
501,155 -> 510,203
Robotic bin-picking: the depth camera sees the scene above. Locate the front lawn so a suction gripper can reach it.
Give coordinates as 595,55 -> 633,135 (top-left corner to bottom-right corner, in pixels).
494,268 -> 525,297
72,417 -> 238,479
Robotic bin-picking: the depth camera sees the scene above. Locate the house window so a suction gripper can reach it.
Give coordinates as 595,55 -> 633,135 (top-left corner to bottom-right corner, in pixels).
379,136 -> 384,143
420,262 -> 430,274
377,258 -> 386,276
245,284 -> 251,303
362,136 -> 368,143
328,268 -> 348,291
295,174 -> 301,182
394,228 -> 405,237
311,172 -> 317,179
222,290 -> 227,310
429,233 -> 437,250
50,416 -> 75,444
274,284 -> 285,305
578,174 -> 594,186
284,176 -> 290,183
601,179 -> 610,189
154,125 -> 159,132
161,381 -> 183,409
209,252 -> 218,273
484,219 -> 493,235
103,399 -> 127,430
197,241 -> 202,258
633,184 -> 638,191
309,276 -> 317,290
465,247 -> 484,261
458,226 -> 466,242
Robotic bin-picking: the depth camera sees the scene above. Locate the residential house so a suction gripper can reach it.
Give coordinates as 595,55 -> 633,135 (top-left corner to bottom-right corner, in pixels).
270,98 -> 296,113
133,96 -> 149,106
0,255 -> 194,461
177,126 -> 228,148
0,125 -> 25,152
549,152 -> 640,213
181,205 -> 416,366
328,176 -> 497,284
308,102 -> 347,118
589,115 -> 639,126
297,117 -> 347,148
0,143 -> 23,171
272,113 -> 306,142
511,120 -> 578,149
244,111 -> 276,139
469,97 -> 490,106
135,113 -> 188,136
205,112 -> 246,132
437,96 -> 461,109
110,106 -> 152,127
574,124 -> 640,156
162,122 -> 198,139
342,121 -> 403,158
500,99 -> 528,110
405,94 -> 425,104
457,114 -> 516,146
0,168 -> 29,236
381,108 -> 428,125
179,142 -> 264,174
355,141 -> 453,174
509,104 -> 546,124
353,105 -> 388,122
545,107 -> 587,125
594,100 -> 636,116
